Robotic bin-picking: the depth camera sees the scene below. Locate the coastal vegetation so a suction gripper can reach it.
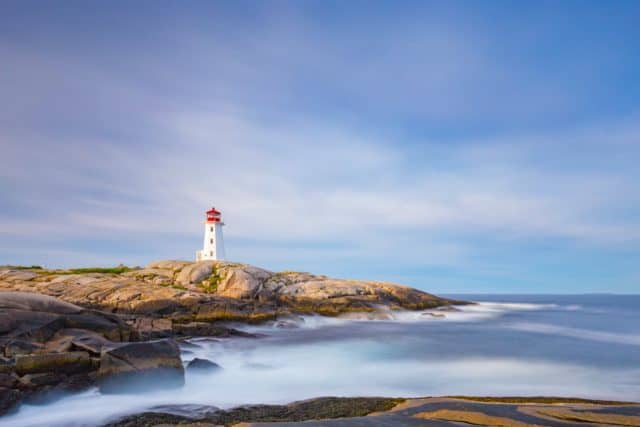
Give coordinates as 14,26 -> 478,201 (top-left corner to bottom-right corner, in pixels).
1,265 -> 135,275
0,265 -> 43,270
199,263 -> 224,294
61,266 -> 134,275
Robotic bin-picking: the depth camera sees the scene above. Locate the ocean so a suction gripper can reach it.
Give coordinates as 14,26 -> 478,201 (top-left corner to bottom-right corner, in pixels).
4,294 -> 639,427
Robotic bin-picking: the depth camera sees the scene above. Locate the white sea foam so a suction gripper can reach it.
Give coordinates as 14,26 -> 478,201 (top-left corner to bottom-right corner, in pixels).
2,299 -> 632,427
237,301 -> 566,333
4,338 -> 638,427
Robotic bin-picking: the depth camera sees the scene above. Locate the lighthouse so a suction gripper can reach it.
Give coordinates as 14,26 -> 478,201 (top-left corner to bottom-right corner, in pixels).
196,207 -> 226,261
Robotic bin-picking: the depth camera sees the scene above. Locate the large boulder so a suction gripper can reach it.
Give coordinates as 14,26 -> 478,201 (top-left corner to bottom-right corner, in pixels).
0,292 -> 134,343
217,266 -> 271,299
98,339 -> 184,393
175,261 -> 216,287
0,291 -> 82,314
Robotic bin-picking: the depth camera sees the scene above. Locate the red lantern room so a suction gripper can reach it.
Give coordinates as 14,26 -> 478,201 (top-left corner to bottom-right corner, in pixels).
206,207 -> 222,223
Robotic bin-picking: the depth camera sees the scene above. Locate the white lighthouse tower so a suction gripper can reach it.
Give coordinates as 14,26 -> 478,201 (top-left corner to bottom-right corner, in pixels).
196,207 -> 226,261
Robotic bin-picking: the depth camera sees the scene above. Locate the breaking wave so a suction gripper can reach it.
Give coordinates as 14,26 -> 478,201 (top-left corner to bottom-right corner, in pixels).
237,300 -> 582,332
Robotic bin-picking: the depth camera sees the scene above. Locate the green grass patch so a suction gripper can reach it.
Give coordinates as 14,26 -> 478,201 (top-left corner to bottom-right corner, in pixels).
200,265 -> 225,294
1,265 -> 43,270
57,266 -> 133,275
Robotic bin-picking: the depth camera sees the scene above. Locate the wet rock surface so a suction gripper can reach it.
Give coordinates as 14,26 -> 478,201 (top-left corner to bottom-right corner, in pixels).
105,397 -> 404,427
186,358 -> 221,372
98,339 -> 184,393
104,396 -> 640,427
0,292 -> 188,415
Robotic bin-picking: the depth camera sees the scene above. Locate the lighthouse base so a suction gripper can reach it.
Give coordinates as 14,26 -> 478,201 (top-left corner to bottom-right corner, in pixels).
196,250 -> 224,262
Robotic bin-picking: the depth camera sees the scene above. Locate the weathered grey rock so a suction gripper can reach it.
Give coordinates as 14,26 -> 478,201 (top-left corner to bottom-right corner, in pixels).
0,271 -> 38,282
0,292 -> 134,343
0,310 -> 64,344
123,268 -> 175,286
0,293 -> 143,414
0,291 -> 82,314
146,260 -> 192,271
14,351 -> 91,375
98,339 -> 184,393
217,267 -> 269,299
4,339 -> 44,357
172,322 -> 255,338
0,357 -> 12,374
0,387 -> 21,416
186,358 -> 221,372
50,275 -> 104,286
0,373 -> 17,388
175,261 -> 216,287
19,372 -> 64,387
50,328 -> 111,354
131,317 -> 173,340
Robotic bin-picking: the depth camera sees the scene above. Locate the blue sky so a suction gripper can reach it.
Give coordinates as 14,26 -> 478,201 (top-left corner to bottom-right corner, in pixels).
1,1 -> 639,293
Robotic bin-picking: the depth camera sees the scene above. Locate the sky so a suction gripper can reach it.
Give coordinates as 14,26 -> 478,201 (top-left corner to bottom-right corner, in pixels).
1,1 -> 639,293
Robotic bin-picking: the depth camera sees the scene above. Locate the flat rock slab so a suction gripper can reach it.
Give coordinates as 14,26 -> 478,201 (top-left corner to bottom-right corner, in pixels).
15,351 -> 91,375
242,398 -> 640,426
50,328 -> 111,354
105,397 -> 640,427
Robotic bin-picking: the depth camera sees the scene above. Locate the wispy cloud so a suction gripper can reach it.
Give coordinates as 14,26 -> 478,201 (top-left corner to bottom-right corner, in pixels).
1,2 -> 639,291
3,108 -> 638,244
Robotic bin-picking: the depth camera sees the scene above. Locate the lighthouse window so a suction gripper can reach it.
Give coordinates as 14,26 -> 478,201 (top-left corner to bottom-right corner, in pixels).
210,226 -> 213,232
210,251 -> 213,256
210,238 -> 213,244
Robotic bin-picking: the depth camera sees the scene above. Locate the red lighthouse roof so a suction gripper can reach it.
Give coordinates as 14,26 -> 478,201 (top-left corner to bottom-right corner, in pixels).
206,207 -> 222,223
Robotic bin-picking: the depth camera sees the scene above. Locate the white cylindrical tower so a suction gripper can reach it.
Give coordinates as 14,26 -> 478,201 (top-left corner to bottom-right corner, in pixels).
196,207 -> 226,261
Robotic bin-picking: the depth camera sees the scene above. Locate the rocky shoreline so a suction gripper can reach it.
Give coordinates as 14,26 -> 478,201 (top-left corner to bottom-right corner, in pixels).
0,260 -> 466,416
2,264 -> 638,426
106,396 -> 640,426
